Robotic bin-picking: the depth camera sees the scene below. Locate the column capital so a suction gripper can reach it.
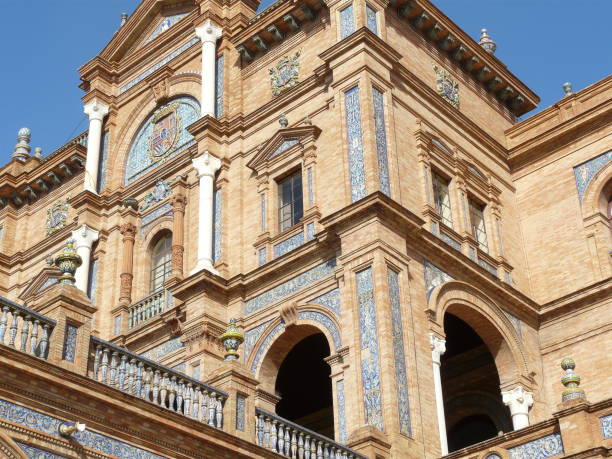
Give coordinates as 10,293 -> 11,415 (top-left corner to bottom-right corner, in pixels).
83,100 -> 109,121
192,151 -> 221,178
502,385 -> 534,415
71,224 -> 99,249
119,222 -> 137,240
195,19 -> 222,44
430,333 -> 446,365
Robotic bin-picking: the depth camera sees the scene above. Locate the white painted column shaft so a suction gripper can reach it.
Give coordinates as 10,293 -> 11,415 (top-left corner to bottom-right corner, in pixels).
430,334 -> 448,456
502,386 -> 533,430
195,20 -> 222,117
83,100 -> 109,193
192,152 -> 221,275
71,225 -> 100,293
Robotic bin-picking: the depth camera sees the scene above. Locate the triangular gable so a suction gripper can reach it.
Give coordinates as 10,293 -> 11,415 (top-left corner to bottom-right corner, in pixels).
247,125 -> 321,172
99,0 -> 197,63
19,267 -> 63,302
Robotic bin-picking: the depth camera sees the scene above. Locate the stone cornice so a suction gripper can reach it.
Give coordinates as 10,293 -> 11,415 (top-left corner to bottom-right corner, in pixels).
539,278 -> 612,324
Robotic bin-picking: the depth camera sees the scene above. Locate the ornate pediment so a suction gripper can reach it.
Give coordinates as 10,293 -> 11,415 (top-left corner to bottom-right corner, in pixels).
247,125 -> 321,173
18,267 -> 63,302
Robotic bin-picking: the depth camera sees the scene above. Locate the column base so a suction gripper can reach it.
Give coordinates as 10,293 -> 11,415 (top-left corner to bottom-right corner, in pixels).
191,259 -> 219,276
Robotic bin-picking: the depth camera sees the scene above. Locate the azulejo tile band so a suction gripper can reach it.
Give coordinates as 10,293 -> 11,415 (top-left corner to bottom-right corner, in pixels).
366,5 -> 378,35
260,194 -> 267,231
600,414 -> 612,439
372,87 -> 391,197
236,394 -> 246,431
270,139 -> 299,158
215,55 -> 224,118
0,399 -> 165,459
140,337 -> 184,361
503,310 -> 522,336
340,4 -> 355,39
144,13 -> 189,44
308,288 -> 341,316
139,180 -> 171,211
97,129 -> 109,192
244,258 -> 337,314
298,310 -> 341,350
508,433 -> 564,459
307,167 -> 314,205
423,260 -> 453,301
274,231 -> 304,258
336,379 -> 347,444
62,324 -> 78,362
244,320 -> 272,362
573,150 -> 612,200
250,322 -> 285,372
479,257 -> 498,276
213,188 -> 222,262
124,96 -> 200,185
306,222 -> 315,240
433,65 -> 460,108
344,87 -> 367,202
140,203 -> 173,236
356,268 -> 384,431
387,268 -> 412,436
258,247 -> 267,266
88,258 -> 99,305
17,442 -> 66,459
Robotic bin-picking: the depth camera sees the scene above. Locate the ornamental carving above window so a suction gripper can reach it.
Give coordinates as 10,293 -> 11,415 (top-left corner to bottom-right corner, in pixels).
269,51 -> 301,96
433,64 -> 460,108
46,199 -> 70,235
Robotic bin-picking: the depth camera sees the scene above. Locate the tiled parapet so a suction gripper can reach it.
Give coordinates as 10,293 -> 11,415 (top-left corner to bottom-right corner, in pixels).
90,336 -> 227,429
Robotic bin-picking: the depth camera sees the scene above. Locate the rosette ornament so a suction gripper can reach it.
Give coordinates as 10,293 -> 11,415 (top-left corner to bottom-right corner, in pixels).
220,318 -> 244,361
54,238 -> 83,285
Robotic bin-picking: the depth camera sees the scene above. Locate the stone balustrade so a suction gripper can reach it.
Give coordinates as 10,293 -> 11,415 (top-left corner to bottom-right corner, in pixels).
255,408 -> 365,459
90,337 -> 227,428
128,289 -> 170,329
0,297 -> 55,359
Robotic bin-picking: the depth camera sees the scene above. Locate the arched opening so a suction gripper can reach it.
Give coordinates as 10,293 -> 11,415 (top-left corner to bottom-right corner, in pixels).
149,231 -> 172,293
441,313 -> 512,452
274,332 -> 334,438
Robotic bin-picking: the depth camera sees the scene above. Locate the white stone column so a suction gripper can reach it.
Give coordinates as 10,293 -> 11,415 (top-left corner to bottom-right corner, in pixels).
192,151 -> 221,275
430,333 -> 448,456
71,224 -> 100,293
195,19 -> 222,117
83,100 -> 109,193
502,385 -> 533,430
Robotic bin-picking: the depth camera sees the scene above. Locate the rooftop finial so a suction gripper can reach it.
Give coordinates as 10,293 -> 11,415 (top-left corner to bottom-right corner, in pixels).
479,28 -> 496,55
563,82 -> 573,97
560,358 -> 586,403
120,13 -> 128,27
12,127 -> 31,161
34,147 -> 42,158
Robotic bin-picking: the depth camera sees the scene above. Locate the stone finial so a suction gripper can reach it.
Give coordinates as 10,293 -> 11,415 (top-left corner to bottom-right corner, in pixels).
478,28 -> 496,55
563,82 -> 573,97
279,113 -> 288,128
54,239 -> 83,285
12,127 -> 31,161
220,318 -> 244,361
561,358 -> 586,403
120,13 -> 128,26
34,147 -> 42,158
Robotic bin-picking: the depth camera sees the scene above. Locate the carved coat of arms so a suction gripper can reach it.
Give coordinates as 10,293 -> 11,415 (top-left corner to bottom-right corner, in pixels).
433,65 -> 460,109
149,102 -> 181,161
139,180 -> 172,211
46,199 -> 70,235
269,51 -> 301,96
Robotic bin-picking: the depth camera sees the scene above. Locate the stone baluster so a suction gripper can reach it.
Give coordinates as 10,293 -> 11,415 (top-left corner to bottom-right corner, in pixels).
19,315 -> 30,352
8,311 -> 18,347
29,319 -> 39,355
152,370 -> 160,404
304,435 -> 311,459
93,344 -> 102,379
278,423 -> 285,454
39,324 -> 50,359
270,419 -> 278,452
216,397 -> 223,427
256,414 -> 264,446
119,354 -> 128,390
0,306 -> 8,343
284,427 -> 290,456
176,379 -> 184,413
298,432 -> 304,458
127,358 -> 136,394
135,361 -> 144,397
316,440 -> 323,459
100,347 -> 110,384
184,382 -> 192,416
168,376 -> 177,410
143,367 -> 152,401
291,429 -> 298,457
310,437 -> 317,458
160,373 -> 169,408
208,392 -> 216,426
192,386 -> 200,419
109,351 -> 119,387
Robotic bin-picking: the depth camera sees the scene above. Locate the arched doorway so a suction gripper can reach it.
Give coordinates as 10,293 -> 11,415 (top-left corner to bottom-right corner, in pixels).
441,313 -> 512,452
275,333 -> 334,438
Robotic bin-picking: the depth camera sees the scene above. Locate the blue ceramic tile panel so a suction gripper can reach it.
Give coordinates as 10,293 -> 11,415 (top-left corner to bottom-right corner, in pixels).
244,258 -> 337,314
17,443 -> 66,459
192,364 -> 201,380
274,231 -> 304,258
244,320 -> 272,362
344,87 -> 366,202
236,394 -> 246,431
308,288 -> 341,316
372,87 -> 390,196
215,55 -> 224,118
88,258 -> 99,305
260,194 -> 267,231
306,222 -> 315,240
270,139 -> 299,158
600,414 -> 612,439
366,5 -> 378,35
356,268 -> 384,431
0,399 -> 164,458
114,315 -> 121,336
439,232 -> 461,251
62,324 -> 78,362
97,130 -> 109,192
340,5 -> 355,39
307,167 -> 314,205
298,310 -> 341,350
172,362 -> 187,374
423,261 -> 453,301
387,268 -> 412,436
120,37 -> 200,94
503,310 -> 522,336
213,188 -> 222,262
508,433 -> 564,459
139,180 -> 172,212
337,380 -> 347,444
140,203 -> 173,236
140,337 -> 184,361
124,96 -> 200,184
144,13 -> 189,44
478,257 -> 497,276
258,247 -> 267,266
250,322 -> 285,372
574,150 -> 612,200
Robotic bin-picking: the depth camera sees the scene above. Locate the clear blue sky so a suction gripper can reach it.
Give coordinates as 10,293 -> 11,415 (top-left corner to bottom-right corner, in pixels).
0,0 -> 609,164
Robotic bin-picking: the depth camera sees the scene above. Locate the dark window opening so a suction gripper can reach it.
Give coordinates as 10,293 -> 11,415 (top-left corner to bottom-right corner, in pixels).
278,171 -> 303,232
150,233 -> 172,293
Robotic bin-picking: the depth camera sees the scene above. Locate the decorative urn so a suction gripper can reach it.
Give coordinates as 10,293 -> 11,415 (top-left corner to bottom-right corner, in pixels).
54,238 -> 82,285
220,318 -> 244,361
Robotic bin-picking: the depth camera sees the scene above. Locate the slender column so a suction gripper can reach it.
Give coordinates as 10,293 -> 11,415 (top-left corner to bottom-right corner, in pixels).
195,20 -> 222,117
71,224 -> 99,292
191,152 -> 221,275
83,100 -> 109,193
171,194 -> 187,278
430,333 -> 448,455
119,222 -> 137,306
502,386 -> 533,430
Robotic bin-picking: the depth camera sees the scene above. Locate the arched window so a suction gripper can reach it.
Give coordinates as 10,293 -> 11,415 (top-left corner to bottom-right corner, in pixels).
150,233 -> 172,292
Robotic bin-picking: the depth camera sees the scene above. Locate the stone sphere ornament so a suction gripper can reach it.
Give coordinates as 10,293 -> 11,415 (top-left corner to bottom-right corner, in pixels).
560,357 -> 586,402
220,318 -> 244,361
54,238 -> 82,285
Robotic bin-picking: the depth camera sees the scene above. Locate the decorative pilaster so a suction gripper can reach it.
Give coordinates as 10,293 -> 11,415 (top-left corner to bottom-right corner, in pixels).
195,20 -> 222,117
430,333 -> 448,455
191,152 -> 221,275
83,100 -> 109,193
502,386 -> 534,430
170,193 -> 187,279
71,224 -> 99,293
118,213 -> 137,307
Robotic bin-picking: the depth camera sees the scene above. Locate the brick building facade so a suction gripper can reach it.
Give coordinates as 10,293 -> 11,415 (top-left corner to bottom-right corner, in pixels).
0,0 -> 610,457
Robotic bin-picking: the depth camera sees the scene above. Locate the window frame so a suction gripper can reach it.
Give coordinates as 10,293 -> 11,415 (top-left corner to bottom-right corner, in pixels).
432,171 -> 453,228
149,233 -> 173,293
277,170 -> 304,233
468,198 -> 489,253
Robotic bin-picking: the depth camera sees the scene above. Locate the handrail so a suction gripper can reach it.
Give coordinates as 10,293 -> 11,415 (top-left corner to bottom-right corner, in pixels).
0,297 -> 55,359
255,408 -> 366,459
128,289 -> 169,329
90,336 -> 227,429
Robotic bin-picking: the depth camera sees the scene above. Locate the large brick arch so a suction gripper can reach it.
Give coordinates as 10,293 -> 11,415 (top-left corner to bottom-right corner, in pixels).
429,280 -> 530,388
581,158 -> 612,217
